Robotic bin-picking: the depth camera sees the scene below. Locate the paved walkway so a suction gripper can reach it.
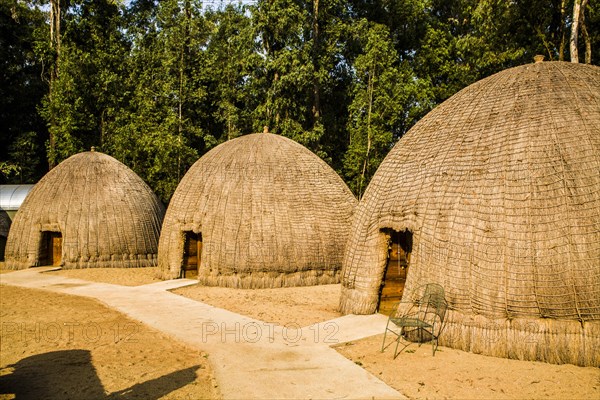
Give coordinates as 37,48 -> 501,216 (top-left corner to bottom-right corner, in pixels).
1,268 -> 404,399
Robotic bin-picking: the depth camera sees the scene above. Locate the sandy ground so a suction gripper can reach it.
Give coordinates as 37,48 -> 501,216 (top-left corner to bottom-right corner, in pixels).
1,267 -> 599,399
0,284 -> 220,400
173,283 -> 342,327
48,267 -> 343,326
334,334 -> 600,399
48,267 -> 163,286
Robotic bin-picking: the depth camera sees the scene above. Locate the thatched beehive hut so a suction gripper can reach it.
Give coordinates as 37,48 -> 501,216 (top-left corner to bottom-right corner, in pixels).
1,185 -> 34,260
340,61 -> 600,367
158,132 -> 357,287
0,211 -> 10,260
5,150 -> 164,269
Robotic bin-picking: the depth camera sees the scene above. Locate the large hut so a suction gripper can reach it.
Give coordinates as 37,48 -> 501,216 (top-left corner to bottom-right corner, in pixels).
340,61 -> 600,367
158,132 -> 357,288
5,150 -> 165,269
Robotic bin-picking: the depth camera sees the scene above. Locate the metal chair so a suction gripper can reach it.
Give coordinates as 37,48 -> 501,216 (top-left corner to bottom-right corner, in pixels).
381,283 -> 448,358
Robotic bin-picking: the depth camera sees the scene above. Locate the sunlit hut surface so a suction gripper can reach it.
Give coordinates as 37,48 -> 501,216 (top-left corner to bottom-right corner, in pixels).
339,61 -> 600,367
158,132 -> 357,288
5,150 -> 165,269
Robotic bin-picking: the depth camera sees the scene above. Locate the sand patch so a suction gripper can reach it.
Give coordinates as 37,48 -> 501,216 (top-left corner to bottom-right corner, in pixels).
173,283 -> 342,327
4,267 -> 598,400
47,267 -> 162,286
334,333 -> 600,399
0,285 -> 220,399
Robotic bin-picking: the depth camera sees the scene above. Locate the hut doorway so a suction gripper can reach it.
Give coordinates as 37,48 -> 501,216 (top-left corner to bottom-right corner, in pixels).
40,231 -> 62,266
378,229 -> 412,315
182,231 -> 202,278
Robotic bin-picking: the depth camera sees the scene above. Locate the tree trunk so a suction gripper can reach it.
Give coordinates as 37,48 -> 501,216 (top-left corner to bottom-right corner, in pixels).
359,67 -> 375,199
274,71 -> 280,128
311,0 -> 321,123
50,0 -> 60,78
177,0 -> 192,181
570,0 -> 581,63
558,0 -> 567,61
48,0 -> 61,169
580,0 -> 591,64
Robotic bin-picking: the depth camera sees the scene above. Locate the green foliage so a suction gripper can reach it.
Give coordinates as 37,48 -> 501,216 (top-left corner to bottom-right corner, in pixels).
204,3 -> 260,140
343,21 -> 429,197
104,0 -> 210,203
38,0 -> 130,167
252,0 -> 313,137
0,161 -> 20,180
5,0 -> 599,198
0,0 -> 47,183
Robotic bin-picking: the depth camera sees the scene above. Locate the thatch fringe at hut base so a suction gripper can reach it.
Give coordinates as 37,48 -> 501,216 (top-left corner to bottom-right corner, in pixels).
198,269 -> 339,289
7,256 -> 158,270
437,311 -> 599,367
339,286 -> 379,315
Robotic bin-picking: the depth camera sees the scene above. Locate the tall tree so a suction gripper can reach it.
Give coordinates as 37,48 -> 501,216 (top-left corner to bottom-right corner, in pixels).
204,3 -> 259,141
251,0 -> 352,164
0,0 -> 48,183
343,21 -> 427,197
252,0 -> 311,137
107,0 -> 210,203
47,0 -> 61,168
39,0 -> 129,167
570,0 -> 592,62
304,0 -> 353,165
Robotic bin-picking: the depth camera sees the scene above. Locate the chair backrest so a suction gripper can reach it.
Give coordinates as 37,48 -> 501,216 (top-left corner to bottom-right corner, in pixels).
418,283 -> 448,324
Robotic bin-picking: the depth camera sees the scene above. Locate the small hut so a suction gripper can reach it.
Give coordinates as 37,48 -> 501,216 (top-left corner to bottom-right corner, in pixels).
0,185 -> 34,260
0,211 -> 10,260
158,132 -> 357,288
5,150 -> 165,269
340,61 -> 600,367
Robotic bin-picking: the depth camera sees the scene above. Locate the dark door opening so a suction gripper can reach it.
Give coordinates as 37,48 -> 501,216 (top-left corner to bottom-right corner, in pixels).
182,231 -> 202,279
40,231 -> 62,266
378,229 -> 412,315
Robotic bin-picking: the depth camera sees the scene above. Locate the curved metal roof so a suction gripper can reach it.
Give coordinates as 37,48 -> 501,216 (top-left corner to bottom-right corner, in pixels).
0,185 -> 35,211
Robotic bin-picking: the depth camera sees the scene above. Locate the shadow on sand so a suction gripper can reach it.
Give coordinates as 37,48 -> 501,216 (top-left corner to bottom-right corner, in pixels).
0,349 -> 200,399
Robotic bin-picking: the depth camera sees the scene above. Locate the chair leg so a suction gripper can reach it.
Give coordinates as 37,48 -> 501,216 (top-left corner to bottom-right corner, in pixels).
392,328 -> 403,359
381,328 -> 388,353
432,322 -> 438,356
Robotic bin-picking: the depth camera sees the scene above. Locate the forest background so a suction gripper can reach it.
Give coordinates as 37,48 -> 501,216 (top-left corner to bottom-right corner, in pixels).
1,0 -> 598,203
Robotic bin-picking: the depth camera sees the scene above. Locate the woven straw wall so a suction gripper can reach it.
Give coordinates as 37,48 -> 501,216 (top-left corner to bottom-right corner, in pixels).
158,132 -> 357,287
5,151 -> 165,268
339,61 -> 600,366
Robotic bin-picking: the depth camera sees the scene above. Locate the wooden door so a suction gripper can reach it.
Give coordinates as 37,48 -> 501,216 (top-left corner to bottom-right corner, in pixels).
51,233 -> 62,266
40,231 -> 62,266
378,230 -> 412,315
182,232 -> 201,278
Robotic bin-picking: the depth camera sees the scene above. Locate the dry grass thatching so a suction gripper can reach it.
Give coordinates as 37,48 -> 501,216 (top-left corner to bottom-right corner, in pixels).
158,132 -> 357,288
340,61 -> 600,366
5,151 -> 165,269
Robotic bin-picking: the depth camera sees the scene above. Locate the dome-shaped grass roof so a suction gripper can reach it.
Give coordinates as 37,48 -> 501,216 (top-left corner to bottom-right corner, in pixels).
340,61 -> 600,366
5,151 -> 165,269
158,132 -> 357,288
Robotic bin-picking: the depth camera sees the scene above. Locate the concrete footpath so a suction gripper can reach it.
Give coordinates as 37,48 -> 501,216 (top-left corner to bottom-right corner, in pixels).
1,268 -> 404,399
